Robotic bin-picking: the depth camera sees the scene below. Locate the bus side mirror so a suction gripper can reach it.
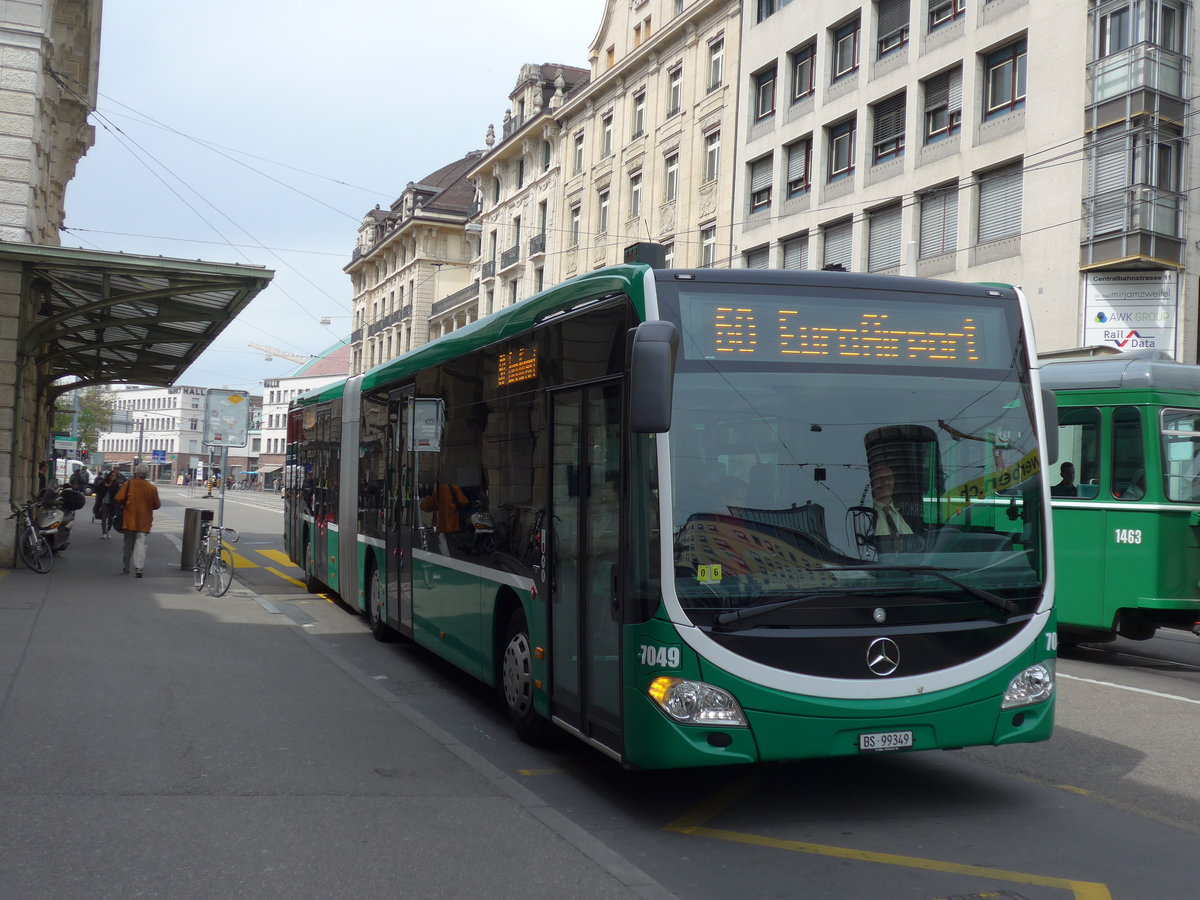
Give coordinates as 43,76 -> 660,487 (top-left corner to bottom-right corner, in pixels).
629,320 -> 679,434
1041,387 -> 1058,465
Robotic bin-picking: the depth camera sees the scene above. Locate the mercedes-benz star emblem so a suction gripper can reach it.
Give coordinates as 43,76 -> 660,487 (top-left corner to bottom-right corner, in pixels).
867,637 -> 900,676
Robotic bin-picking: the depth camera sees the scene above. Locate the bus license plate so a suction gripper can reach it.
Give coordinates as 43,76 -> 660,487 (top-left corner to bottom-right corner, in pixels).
858,730 -> 913,752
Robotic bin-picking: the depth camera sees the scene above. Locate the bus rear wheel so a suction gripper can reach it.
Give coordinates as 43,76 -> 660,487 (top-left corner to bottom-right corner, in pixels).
501,608 -> 549,744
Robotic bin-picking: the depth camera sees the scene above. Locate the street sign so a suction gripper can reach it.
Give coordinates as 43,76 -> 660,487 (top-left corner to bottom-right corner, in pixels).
151,449 -> 167,463
203,389 -> 251,448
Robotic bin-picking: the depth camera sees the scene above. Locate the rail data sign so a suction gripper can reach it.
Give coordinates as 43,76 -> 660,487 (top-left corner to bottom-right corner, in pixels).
203,389 -> 251,448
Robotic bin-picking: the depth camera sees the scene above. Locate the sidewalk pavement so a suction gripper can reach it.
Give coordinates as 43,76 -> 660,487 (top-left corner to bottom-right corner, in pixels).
0,498 -> 665,899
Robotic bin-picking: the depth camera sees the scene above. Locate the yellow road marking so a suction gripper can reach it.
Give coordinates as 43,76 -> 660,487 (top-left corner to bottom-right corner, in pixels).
224,544 -> 258,570
667,825 -> 1111,899
664,773 -> 762,832
257,549 -> 297,567
266,566 -> 306,588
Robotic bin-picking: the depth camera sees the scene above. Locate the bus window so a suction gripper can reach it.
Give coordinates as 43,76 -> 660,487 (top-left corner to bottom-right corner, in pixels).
1111,406 -> 1145,500
1055,407 -> 1100,499
1161,408 -> 1200,502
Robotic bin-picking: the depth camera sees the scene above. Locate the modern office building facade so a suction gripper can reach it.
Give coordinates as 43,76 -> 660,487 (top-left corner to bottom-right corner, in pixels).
733,0 -> 1196,360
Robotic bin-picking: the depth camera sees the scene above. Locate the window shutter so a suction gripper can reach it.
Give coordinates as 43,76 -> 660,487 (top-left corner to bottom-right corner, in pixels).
877,0 -> 909,37
868,204 -> 903,271
947,67 -> 963,113
745,247 -> 770,268
920,186 -> 958,258
823,220 -> 853,269
873,94 -> 906,144
977,165 -> 1023,243
782,236 -> 808,269
787,141 -> 808,183
750,157 -> 773,191
1088,130 -> 1129,236
925,71 -> 949,111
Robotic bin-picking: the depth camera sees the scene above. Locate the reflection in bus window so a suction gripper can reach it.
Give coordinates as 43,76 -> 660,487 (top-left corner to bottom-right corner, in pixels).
1111,406 -> 1145,500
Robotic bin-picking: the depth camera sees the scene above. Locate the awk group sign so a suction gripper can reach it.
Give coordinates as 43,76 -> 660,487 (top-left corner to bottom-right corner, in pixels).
1082,271 -> 1178,354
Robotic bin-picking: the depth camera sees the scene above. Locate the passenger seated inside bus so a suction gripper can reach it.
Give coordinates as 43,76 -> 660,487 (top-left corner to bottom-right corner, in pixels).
1051,462 -> 1077,497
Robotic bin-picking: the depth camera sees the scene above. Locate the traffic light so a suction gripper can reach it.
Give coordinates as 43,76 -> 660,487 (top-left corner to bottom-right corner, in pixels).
80,449 -> 89,460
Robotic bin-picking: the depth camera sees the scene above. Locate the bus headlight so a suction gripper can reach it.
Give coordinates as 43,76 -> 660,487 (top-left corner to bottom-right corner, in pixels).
647,676 -> 746,726
1002,660 -> 1055,709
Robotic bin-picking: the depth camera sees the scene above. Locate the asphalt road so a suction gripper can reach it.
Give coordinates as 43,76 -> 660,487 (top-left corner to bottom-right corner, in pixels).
168,487 -> 1200,900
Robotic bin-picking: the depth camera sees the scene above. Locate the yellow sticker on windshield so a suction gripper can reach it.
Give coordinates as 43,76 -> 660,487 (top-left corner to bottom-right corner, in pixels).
697,564 -> 723,583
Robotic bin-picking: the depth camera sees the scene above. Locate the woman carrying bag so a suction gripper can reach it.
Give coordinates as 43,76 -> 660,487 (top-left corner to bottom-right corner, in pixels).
92,469 -> 120,538
114,464 -> 161,577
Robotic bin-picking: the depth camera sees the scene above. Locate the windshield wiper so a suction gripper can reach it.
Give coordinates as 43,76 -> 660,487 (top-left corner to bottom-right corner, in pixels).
818,565 -> 1019,615
712,591 -> 848,628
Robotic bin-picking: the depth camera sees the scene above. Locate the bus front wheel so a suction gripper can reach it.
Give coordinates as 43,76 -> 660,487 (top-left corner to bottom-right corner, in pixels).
501,608 -> 549,744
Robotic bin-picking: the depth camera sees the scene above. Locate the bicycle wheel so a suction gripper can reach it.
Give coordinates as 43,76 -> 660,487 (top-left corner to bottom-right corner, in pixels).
19,523 -> 53,574
192,544 -> 208,592
207,547 -> 234,597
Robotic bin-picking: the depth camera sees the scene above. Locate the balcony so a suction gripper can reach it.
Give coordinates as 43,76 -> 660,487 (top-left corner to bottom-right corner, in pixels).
1090,44 -> 1186,105
499,244 -> 521,271
482,260 -> 496,280
430,280 -> 480,317
528,232 -> 546,257
502,113 -> 527,140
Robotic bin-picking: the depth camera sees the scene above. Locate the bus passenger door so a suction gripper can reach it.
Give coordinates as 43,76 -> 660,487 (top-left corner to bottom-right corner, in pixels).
387,388 -> 415,634
549,382 -> 623,754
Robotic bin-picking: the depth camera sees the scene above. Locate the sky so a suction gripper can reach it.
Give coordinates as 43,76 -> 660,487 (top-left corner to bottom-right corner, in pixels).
64,0 -> 604,390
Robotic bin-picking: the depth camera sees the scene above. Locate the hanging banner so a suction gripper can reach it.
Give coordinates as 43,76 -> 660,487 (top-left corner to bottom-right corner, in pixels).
1082,270 -> 1178,354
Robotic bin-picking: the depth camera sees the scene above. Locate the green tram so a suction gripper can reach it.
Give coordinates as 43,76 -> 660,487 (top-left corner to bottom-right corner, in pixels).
285,264 -> 1057,769
1041,351 -> 1200,642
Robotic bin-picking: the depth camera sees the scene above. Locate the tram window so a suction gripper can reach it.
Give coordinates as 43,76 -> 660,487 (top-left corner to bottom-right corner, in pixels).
1055,407 -> 1100,499
1111,406 -> 1145,500
1161,408 -> 1200,502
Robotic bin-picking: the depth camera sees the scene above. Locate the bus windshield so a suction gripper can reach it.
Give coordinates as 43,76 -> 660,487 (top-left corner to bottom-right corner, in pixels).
657,278 -> 1046,627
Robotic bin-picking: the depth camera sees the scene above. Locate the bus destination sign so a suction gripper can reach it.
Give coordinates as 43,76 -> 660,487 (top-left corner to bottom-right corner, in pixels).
497,347 -> 538,387
679,294 -> 1008,367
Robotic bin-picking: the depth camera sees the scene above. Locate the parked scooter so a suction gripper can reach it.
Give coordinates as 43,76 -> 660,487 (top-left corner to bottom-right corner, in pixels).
37,486 -> 85,554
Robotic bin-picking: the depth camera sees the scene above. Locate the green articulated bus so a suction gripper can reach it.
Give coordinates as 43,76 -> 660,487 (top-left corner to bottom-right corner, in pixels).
1041,350 -> 1200,642
285,264 -> 1057,769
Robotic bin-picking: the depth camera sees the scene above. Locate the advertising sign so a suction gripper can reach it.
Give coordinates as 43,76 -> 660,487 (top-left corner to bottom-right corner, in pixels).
1082,271 -> 1178,354
407,399 -> 445,453
203,389 -> 251,448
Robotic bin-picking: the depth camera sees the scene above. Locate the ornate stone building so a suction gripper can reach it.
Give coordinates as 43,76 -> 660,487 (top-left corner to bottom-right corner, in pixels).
466,63 -> 589,314
553,0 -> 743,273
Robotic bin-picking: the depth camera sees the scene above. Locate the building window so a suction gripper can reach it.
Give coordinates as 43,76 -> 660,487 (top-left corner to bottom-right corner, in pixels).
977,163 -> 1023,243
492,177 -> 501,204
542,140 -> 552,170
749,155 -> 773,213
573,132 -> 585,174
664,152 -> 679,201
570,204 -> 581,246
629,171 -> 642,219
781,234 -> 808,269
790,43 -> 815,101
822,219 -> 853,269
833,18 -> 860,81
867,204 -> 903,271
929,0 -> 965,31
984,38 -> 1027,119
704,130 -> 720,182
745,246 -> 770,269
606,45 -> 615,68
878,0 -> 909,56
663,241 -> 675,266
1097,4 -> 1134,56
708,37 -> 725,91
701,223 -> 717,267
871,92 -> 906,163
534,267 -> 544,293
785,138 -> 811,197
923,67 -> 962,143
754,65 -> 777,120
757,0 -> 779,23
516,158 -> 525,188
598,190 -> 610,233
632,90 -> 646,137
601,114 -> 613,158
919,183 -> 958,259
828,117 -> 856,180
667,65 -> 683,116
538,199 -> 548,236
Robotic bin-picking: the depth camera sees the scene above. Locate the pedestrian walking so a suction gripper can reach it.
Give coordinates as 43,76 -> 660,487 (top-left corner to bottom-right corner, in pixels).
114,463 -> 161,577
92,469 -> 120,538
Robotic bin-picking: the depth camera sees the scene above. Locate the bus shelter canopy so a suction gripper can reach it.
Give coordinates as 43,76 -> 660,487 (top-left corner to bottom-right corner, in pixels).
7,243 -> 274,400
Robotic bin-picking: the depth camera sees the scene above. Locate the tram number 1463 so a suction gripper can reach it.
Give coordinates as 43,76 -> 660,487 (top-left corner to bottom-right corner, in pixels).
1114,528 -> 1143,545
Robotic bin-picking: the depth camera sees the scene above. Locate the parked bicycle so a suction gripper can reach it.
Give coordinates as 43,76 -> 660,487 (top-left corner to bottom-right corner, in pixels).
8,498 -> 53,573
192,521 -> 239,596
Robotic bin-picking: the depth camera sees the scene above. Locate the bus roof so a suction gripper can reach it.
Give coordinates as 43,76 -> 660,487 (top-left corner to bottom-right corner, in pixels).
1040,350 -> 1200,393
